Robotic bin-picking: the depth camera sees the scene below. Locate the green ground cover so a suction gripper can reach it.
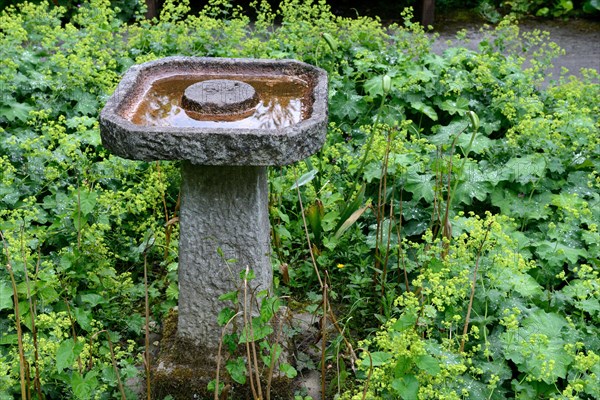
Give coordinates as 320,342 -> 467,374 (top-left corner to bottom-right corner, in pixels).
0,0 -> 599,399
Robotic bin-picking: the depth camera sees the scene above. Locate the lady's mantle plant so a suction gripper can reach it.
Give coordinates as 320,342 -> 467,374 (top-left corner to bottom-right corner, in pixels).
1,0 -> 598,398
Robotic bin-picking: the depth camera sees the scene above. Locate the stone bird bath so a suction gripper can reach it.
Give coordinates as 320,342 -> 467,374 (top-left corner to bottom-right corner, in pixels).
99,56 -> 327,396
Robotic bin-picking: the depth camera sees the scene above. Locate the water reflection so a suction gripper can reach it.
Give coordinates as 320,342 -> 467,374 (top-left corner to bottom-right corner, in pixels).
130,75 -> 309,129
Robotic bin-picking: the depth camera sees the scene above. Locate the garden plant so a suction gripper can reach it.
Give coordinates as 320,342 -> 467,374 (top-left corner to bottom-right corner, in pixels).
0,0 -> 599,399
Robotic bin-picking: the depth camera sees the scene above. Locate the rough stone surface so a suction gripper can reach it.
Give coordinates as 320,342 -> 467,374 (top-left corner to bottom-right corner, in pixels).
99,57 -> 328,391
99,56 -> 328,166
177,163 -> 272,346
181,79 -> 258,115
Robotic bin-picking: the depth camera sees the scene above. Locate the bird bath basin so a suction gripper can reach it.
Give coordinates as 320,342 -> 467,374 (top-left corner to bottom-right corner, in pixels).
99,57 -> 327,366
100,56 -> 327,166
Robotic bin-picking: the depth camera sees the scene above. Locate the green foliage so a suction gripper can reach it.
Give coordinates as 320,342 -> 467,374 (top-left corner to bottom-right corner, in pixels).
1,0 -> 598,398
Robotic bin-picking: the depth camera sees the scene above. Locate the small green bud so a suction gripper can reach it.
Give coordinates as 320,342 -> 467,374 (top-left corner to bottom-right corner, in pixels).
322,32 -> 338,52
382,74 -> 392,94
468,110 -> 479,131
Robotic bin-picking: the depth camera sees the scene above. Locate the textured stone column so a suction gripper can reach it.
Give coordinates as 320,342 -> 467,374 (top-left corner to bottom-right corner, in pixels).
177,163 -> 272,346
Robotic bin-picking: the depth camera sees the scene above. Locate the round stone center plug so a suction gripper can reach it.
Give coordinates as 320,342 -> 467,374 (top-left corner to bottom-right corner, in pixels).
181,79 -> 259,121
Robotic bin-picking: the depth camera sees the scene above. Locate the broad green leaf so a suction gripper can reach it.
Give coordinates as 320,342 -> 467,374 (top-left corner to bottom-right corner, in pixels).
391,374 -> 419,400
280,363 -> 297,378
330,91 -> 365,121
259,296 -> 281,323
125,313 -> 144,334
535,240 -> 587,268
496,268 -> 543,299
166,282 -> 179,300
73,307 -> 92,332
207,380 -> 225,394
438,97 -> 469,115
0,102 -> 33,122
71,370 -> 98,400
392,312 -> 417,332
490,190 -> 552,221
504,154 -> 546,184
501,309 -> 573,384
366,351 -> 392,367
217,307 -> 235,326
364,75 -> 385,97
219,290 -> 238,302
393,356 -> 412,377
415,354 -> 440,375
429,119 -> 470,147
79,293 -> 104,307
453,161 -> 493,205
411,101 -> 438,121
407,65 -> 435,82
226,357 -> 247,384
0,334 -> 18,345
56,340 -> 84,373
238,317 -> 273,343
78,190 -> 97,216
404,169 -> 435,202
0,281 -> 13,312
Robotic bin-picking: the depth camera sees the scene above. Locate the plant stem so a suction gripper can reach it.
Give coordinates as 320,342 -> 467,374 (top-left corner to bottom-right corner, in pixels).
104,331 -> 127,400
460,221 -> 493,353
20,227 -> 42,399
321,280 -> 328,400
143,251 -> 151,400
243,267 -> 259,400
215,312 -> 242,400
1,231 -> 27,400
293,167 -> 323,289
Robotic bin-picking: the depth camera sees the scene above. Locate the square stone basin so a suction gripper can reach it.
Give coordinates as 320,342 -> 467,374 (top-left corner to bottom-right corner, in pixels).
99,56 -> 328,166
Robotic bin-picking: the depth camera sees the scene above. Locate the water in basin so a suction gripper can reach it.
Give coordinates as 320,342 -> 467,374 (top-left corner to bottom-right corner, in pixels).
129,75 -> 311,129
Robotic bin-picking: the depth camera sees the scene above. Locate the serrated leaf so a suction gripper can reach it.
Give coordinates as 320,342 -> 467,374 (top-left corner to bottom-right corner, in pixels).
391,374 -> 419,399
73,307 -> 92,332
218,290 -> 238,302
415,354 -> 440,375
411,101 -> 438,121
454,162 -> 493,205
364,75 -> 385,97
496,268 -> 543,299
490,190 -> 552,221
78,190 -> 97,216
280,363 -> 297,378
366,351 -> 392,367
504,154 -> 546,184
238,317 -> 273,343
79,293 -> 104,307
331,91 -> 365,121
404,169 -> 435,202
0,102 -> 33,122
439,97 -> 469,115
429,119 -> 470,147
501,310 -> 573,384
226,357 -> 246,384
0,281 -> 13,312
56,340 -> 84,373
535,240 -> 587,268
392,312 -> 417,332
166,281 -> 178,300
71,370 -> 98,400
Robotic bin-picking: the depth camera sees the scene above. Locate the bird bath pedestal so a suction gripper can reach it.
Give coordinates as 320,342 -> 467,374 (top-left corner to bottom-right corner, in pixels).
99,57 -> 327,397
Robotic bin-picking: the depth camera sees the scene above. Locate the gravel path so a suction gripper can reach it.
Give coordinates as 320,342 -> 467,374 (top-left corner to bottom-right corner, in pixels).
430,15 -> 600,85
